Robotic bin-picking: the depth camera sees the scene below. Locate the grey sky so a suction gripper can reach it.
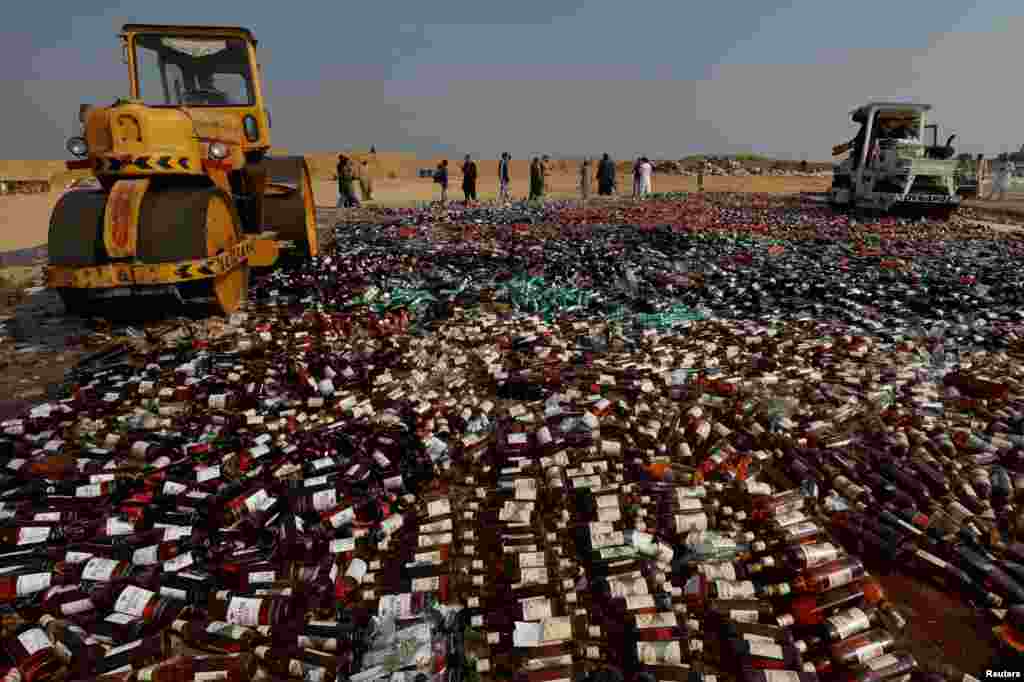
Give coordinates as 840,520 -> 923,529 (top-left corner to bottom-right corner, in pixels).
5,1 -> 1022,160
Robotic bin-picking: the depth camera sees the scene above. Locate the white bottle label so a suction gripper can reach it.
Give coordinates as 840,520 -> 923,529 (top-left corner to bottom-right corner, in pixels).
15,572 -> 51,596
329,507 -> 355,528
162,481 -> 187,496
115,585 -> 155,617
634,612 -> 678,629
17,628 -> 52,656
225,596 -> 263,625
520,596 -> 553,621
132,545 -> 159,565
312,488 -> 337,512
730,610 -> 760,623
674,513 -> 708,533
195,672 -> 230,682
82,558 -> 121,582
748,641 -> 785,660
761,673 -> 802,682
17,526 -> 52,545
161,552 -> 193,574
713,578 -> 752,599
61,598 -> 94,615
330,538 -> 356,554
636,641 -> 682,665
625,594 -> 656,610
523,653 -> 574,670
427,499 -> 451,517
826,608 -> 870,640
823,566 -> 855,590
852,640 -> 886,664
249,570 -> 276,584
411,576 -> 441,592
519,552 -> 546,568
197,466 -> 220,483
865,653 -> 901,671
799,542 -> 839,567
700,563 -> 737,581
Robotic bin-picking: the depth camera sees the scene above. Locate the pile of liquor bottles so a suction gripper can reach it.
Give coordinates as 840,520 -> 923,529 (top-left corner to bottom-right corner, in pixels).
445,398 -> 958,682
0,319 -> 988,681
4,200 -> 1024,679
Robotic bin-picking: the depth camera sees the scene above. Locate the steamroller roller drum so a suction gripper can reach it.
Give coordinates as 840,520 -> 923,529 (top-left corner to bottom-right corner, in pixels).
158,187 -> 250,317
48,189 -> 109,267
258,156 -> 319,258
135,186 -> 241,265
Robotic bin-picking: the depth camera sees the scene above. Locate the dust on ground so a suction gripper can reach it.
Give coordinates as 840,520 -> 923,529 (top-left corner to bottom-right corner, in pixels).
0,248 -> 89,419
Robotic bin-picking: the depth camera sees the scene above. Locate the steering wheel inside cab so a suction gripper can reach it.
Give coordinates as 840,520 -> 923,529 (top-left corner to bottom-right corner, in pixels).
183,88 -> 230,106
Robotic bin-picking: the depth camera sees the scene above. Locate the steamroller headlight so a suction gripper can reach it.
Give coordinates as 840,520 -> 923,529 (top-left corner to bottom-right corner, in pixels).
66,136 -> 88,158
208,142 -> 229,160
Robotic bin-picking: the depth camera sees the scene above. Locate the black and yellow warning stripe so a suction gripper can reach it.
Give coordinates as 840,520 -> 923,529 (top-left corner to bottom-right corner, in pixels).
94,155 -> 200,173
47,239 -> 256,289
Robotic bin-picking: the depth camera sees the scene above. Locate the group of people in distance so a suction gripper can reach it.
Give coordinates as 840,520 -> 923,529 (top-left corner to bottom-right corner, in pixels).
337,150 -> 658,208
432,154 -> 657,205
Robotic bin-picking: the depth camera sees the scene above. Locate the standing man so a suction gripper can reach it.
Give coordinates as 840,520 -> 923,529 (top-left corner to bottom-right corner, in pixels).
461,154 -> 478,203
579,157 -> 592,201
434,159 -> 449,205
529,157 -> 542,202
639,157 -> 653,197
539,155 -> 550,199
632,157 -> 643,199
360,158 -> 374,201
597,154 -> 615,196
498,153 -> 511,202
336,154 -> 359,208
988,155 -> 1013,201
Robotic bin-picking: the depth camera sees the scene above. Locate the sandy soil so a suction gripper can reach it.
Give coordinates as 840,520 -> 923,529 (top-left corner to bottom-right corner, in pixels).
0,192 -> 60,252
311,173 -> 832,209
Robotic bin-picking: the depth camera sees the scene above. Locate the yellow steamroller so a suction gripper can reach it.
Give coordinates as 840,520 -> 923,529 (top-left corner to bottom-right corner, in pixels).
48,24 -> 319,317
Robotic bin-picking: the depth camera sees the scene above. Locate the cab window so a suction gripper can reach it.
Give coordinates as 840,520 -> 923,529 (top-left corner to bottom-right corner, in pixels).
134,35 -> 255,107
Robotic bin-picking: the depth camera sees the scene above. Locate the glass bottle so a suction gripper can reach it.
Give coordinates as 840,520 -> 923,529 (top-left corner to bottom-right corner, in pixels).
829,628 -> 896,669
206,590 -> 294,628
2,624 -> 62,682
169,618 -> 262,654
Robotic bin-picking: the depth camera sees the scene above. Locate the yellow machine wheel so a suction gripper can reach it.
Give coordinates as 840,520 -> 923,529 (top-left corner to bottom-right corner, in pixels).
260,157 -> 320,258
48,189 -> 108,317
173,189 -> 250,316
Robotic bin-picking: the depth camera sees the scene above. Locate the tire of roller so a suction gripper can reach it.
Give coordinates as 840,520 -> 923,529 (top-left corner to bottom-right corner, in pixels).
258,156 -> 319,258
137,186 -> 248,317
48,189 -> 108,316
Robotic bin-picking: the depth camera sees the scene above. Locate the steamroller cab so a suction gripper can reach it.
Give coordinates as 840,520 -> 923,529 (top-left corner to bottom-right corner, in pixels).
48,24 -> 319,317
829,102 -> 960,220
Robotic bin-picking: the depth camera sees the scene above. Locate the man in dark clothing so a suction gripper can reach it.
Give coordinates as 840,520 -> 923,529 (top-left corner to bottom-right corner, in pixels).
461,154 -> 478,202
336,154 -> 359,208
433,160 -> 449,204
498,153 -> 511,202
529,157 -> 543,201
597,153 -> 616,196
